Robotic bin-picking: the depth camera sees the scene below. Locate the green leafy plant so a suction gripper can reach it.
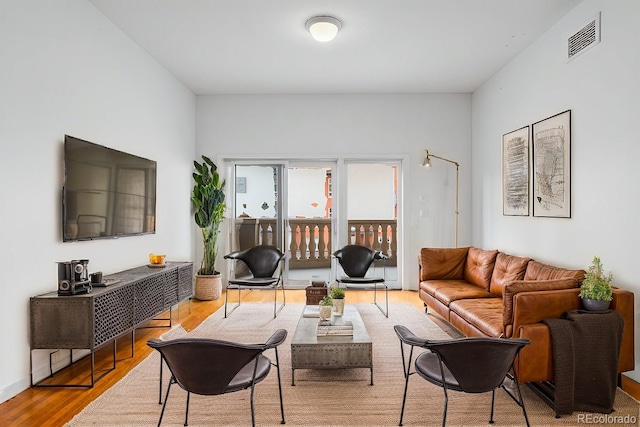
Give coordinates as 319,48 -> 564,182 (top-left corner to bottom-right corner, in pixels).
579,256 -> 613,301
319,295 -> 333,306
192,155 -> 226,275
330,287 -> 345,299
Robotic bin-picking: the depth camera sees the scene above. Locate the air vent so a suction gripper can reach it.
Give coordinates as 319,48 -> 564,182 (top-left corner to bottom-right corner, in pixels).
568,13 -> 600,61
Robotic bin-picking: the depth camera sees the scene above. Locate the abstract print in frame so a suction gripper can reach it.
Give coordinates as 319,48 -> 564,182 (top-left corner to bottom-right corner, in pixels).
532,110 -> 571,218
502,126 -> 530,216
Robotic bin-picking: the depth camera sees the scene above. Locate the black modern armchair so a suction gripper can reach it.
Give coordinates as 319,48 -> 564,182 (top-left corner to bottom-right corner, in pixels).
224,245 -> 286,318
394,325 -> 530,427
147,329 -> 287,427
332,244 -> 389,317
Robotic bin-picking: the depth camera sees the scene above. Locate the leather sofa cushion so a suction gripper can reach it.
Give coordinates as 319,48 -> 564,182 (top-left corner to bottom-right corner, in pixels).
426,280 -> 495,305
449,297 -> 504,337
489,252 -> 530,296
524,260 -> 585,281
463,247 -> 499,290
419,247 -> 469,281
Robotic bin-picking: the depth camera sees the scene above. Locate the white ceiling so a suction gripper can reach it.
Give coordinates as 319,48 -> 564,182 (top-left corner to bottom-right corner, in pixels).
89,0 -> 582,95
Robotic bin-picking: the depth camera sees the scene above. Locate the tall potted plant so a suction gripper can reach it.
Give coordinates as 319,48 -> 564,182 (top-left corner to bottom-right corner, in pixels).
192,155 -> 226,300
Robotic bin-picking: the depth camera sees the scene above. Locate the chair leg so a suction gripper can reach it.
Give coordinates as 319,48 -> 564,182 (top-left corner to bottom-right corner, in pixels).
157,378 -> 173,427
441,385 -> 449,427
158,358 -> 163,404
274,348 -> 286,424
398,343 -> 415,426
373,283 -> 389,317
224,286 -> 230,318
272,283 -> 285,318
514,378 -> 530,427
398,360 -> 411,426
184,391 -> 190,426
224,286 -> 241,318
502,370 -> 530,427
249,382 -> 257,427
489,389 -> 496,424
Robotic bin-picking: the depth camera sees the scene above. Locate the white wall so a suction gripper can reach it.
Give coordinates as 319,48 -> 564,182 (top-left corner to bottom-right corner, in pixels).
0,0 -> 196,402
472,0 -> 640,381
196,94 -> 472,288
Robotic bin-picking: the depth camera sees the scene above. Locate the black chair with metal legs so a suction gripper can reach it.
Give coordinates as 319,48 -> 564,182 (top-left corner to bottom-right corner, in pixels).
224,245 -> 286,318
394,325 -> 530,427
332,244 -> 389,317
147,329 -> 287,427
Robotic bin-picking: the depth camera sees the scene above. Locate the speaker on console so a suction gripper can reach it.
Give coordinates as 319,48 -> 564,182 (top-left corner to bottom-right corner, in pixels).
57,260 -> 92,296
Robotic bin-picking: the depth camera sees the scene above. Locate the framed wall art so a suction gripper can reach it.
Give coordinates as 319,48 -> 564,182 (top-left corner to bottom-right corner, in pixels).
502,126 -> 530,216
532,110 -> 571,218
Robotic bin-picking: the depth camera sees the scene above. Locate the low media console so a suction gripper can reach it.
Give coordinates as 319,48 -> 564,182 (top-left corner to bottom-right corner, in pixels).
30,261 -> 193,387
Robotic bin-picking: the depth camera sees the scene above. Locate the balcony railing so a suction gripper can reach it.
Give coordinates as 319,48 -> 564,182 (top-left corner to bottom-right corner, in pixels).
234,217 -> 397,270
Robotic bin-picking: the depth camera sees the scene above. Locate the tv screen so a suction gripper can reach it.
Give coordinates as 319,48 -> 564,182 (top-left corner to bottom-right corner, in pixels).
62,135 -> 157,241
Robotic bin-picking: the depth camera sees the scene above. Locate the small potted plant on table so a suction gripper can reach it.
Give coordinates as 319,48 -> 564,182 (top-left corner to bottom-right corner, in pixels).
330,287 -> 345,315
579,256 -> 613,311
319,295 -> 333,321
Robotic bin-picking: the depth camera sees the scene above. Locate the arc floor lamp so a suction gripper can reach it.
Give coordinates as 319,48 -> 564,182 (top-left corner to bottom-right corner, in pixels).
422,149 -> 459,247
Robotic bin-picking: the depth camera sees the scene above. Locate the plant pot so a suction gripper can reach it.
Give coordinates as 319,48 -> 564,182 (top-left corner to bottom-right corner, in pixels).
319,305 -> 332,321
195,273 -> 222,301
333,298 -> 345,315
581,298 -> 611,311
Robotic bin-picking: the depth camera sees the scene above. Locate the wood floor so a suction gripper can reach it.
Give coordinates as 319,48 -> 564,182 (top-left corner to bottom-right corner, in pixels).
0,290 -> 422,427
1,289 -> 638,426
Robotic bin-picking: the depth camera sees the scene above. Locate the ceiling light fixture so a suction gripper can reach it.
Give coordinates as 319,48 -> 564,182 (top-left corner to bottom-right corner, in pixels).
305,16 -> 342,42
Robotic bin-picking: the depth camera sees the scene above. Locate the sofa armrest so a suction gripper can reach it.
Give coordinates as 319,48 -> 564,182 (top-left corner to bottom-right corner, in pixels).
610,288 -> 635,372
503,278 -> 580,325
510,288 -> 582,335
513,287 -> 635,377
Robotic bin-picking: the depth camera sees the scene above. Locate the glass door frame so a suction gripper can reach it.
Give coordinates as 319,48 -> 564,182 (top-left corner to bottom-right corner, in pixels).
220,154 -> 406,289
338,158 -> 403,288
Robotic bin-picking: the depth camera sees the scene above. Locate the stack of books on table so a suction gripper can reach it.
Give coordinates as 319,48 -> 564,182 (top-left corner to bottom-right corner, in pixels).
317,320 -> 354,336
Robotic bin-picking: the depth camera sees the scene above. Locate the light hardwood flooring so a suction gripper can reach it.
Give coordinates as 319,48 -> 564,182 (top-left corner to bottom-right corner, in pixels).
0,289 -> 637,426
0,290 -> 421,426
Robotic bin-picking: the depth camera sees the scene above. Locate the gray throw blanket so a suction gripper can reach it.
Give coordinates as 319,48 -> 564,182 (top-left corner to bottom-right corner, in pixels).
542,309 -> 624,416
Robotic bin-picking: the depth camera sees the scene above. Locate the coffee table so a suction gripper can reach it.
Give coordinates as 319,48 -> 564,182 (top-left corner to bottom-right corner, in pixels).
290,304 -> 373,385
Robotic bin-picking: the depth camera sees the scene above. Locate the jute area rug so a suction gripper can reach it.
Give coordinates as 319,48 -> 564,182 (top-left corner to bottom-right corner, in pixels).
66,303 -> 639,426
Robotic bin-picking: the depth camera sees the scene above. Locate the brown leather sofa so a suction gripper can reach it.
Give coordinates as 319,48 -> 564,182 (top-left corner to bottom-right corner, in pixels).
418,246 -> 635,384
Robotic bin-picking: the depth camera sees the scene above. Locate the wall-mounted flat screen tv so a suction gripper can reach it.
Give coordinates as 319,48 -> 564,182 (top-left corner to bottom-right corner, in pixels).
62,135 -> 157,241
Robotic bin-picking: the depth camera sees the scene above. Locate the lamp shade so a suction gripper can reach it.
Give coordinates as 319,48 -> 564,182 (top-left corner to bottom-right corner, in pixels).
306,16 -> 342,42
421,150 -> 432,167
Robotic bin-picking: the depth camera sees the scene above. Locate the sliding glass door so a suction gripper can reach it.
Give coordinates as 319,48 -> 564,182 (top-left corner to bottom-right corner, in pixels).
345,162 -> 399,283
285,162 -> 336,285
225,157 -> 401,288
232,164 -> 283,251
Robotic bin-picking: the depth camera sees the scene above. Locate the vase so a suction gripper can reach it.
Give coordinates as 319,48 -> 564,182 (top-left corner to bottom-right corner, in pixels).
319,305 -> 332,320
333,298 -> 345,315
195,273 -> 222,300
581,298 -> 611,311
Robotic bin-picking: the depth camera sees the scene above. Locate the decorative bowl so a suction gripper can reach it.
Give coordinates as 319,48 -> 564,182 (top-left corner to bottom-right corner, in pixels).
149,253 -> 166,265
